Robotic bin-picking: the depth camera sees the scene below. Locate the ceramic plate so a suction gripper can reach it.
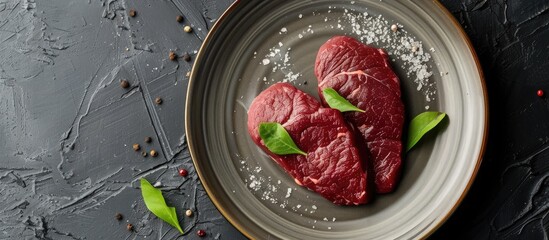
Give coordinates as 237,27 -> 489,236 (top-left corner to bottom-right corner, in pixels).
186,0 -> 487,239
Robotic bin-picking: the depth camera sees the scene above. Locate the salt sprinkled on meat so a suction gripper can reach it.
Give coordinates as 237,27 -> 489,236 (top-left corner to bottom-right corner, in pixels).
339,10 -> 436,103
258,8 -> 435,106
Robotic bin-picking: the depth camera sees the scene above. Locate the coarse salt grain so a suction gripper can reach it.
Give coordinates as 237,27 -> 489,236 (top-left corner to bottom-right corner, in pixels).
261,45 -> 302,83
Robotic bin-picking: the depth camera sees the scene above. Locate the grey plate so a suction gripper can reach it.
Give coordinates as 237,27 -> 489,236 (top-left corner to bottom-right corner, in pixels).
186,0 -> 487,239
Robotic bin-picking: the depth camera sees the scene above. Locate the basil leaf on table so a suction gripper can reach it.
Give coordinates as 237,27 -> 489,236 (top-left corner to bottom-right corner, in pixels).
322,88 -> 365,113
259,122 -> 307,156
406,111 -> 447,152
140,178 -> 184,234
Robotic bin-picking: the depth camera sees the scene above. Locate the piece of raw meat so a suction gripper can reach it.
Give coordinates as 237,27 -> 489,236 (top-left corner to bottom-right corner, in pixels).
247,83 -> 370,205
315,36 -> 404,193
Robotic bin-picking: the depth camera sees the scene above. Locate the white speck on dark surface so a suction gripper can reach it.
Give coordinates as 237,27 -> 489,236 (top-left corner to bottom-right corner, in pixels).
285,188 -> 292,198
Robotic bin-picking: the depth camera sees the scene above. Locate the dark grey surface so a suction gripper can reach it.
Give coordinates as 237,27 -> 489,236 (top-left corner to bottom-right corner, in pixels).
0,0 -> 241,239
433,0 -> 549,239
0,0 -> 547,239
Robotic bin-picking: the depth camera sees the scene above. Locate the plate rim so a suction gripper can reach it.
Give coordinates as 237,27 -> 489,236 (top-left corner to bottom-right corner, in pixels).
185,0 -> 489,239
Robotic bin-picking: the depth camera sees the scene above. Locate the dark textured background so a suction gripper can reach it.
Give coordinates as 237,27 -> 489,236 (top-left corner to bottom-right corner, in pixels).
0,0 -> 547,239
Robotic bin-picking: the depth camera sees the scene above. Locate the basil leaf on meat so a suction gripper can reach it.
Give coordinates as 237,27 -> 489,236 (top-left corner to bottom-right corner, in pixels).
322,88 -> 365,113
259,122 -> 307,156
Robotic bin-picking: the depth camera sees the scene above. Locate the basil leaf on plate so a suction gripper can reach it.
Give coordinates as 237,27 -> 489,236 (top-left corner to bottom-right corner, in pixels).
406,111 -> 447,152
140,178 -> 184,234
259,122 -> 307,156
322,88 -> 365,113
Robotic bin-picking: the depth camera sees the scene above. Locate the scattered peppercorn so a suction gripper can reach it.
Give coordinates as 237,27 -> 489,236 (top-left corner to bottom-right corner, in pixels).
141,151 -> 147,157
303,81 -> 308,85
129,9 -> 136,17
169,51 -> 177,61
126,223 -> 133,231
145,136 -> 152,143
132,143 -> 140,151
183,53 -> 191,62
197,229 -> 206,237
178,168 -> 188,177
184,25 -> 192,33
155,97 -> 163,105
176,15 -> 184,23
115,213 -> 123,221
390,24 -> 398,32
185,209 -> 193,217
150,150 -> 158,157
120,80 -> 130,89
537,89 -> 544,97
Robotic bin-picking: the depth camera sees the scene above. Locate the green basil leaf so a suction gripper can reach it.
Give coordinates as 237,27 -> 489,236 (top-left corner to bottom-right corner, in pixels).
322,88 -> 365,113
259,122 -> 307,156
140,178 -> 184,234
406,111 -> 447,152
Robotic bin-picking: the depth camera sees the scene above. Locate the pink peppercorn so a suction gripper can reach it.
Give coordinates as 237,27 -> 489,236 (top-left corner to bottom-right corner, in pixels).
178,169 -> 188,177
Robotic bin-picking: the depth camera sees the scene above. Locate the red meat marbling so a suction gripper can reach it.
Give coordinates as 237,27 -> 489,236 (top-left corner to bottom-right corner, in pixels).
315,36 -> 405,193
247,83 -> 370,205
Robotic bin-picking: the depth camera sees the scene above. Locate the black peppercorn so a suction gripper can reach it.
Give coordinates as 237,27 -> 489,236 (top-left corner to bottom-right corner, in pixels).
183,53 -> 191,62
169,51 -> 177,61
120,80 -> 130,89
155,97 -> 163,105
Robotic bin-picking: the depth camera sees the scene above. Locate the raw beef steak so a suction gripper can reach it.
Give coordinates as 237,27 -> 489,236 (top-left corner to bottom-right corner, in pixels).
247,83 -> 370,205
315,36 -> 404,193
